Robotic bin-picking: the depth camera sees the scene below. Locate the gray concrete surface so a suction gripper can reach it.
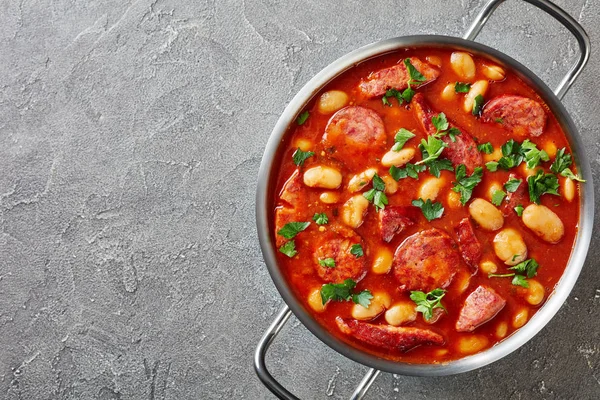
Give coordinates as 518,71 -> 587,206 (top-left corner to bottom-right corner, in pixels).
1,0 -> 599,399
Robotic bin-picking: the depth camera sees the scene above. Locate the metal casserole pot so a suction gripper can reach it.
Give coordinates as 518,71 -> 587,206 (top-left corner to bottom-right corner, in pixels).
254,0 -> 593,398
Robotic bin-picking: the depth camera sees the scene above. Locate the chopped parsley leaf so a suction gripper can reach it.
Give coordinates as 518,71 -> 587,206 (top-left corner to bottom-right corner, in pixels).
412,198 -> 444,221
528,170 -> 559,204
452,165 -> 483,205
491,189 -> 507,206
486,161 -> 499,172
514,204 -> 524,217
494,117 -> 504,124
297,111 -> 310,125
416,136 -> 446,165
550,148 -> 586,182
312,213 -> 328,225
292,148 -> 315,166
363,174 -> 388,211
350,244 -> 364,258
477,142 -> 494,154
447,127 -> 461,142
319,258 -> 336,268
392,128 -> 416,151
279,241 -> 298,258
404,58 -> 427,86
277,221 -> 310,239
509,258 -> 540,278
472,94 -> 485,116
432,112 -> 449,134
512,274 -> 529,288
389,163 -> 426,181
504,177 -> 522,193
320,279 -> 373,308
426,158 -> 454,178
521,140 -> 550,169
455,82 -> 471,93
410,288 -> 446,321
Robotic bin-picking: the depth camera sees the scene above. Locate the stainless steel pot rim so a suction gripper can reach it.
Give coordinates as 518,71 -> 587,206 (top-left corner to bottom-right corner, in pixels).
256,34 -> 594,376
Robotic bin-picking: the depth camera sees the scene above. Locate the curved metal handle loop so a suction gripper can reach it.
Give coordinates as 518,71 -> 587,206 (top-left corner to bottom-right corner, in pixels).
254,304 -> 381,399
464,0 -> 590,100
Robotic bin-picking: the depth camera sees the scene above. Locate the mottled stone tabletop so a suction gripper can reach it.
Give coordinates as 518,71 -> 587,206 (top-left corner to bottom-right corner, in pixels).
1,0 -> 599,399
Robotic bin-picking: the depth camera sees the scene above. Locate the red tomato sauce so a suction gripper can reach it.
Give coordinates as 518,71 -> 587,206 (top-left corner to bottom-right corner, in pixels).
269,47 -> 580,363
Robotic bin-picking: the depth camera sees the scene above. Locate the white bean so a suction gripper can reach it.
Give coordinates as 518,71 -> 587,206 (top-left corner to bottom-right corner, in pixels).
512,308 -> 529,328
469,198 -> 504,231
563,177 -> 575,202
294,138 -> 312,152
457,335 -> 489,355
463,80 -> 489,113
522,204 -> 565,243
419,177 -> 445,201
319,191 -> 340,204
426,55 -> 442,67
493,228 -> 528,266
318,90 -> 349,114
447,190 -> 462,209
347,168 -> 377,193
372,248 -> 393,274
450,52 -> 476,81
303,166 -> 343,189
385,302 -> 417,326
307,288 -> 326,312
341,194 -> 370,228
382,175 -> 398,194
481,64 -> 505,81
381,148 -> 415,167
496,321 -> 508,339
441,83 -> 457,102
479,260 -> 498,274
525,279 -> 545,306
351,292 -> 391,320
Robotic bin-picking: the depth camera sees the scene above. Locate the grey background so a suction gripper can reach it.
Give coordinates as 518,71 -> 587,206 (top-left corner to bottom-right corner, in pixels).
1,0 -> 598,399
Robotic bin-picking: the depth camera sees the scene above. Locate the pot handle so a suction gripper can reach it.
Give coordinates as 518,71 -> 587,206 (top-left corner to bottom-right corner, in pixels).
254,304 -> 381,399
464,0 -> 590,100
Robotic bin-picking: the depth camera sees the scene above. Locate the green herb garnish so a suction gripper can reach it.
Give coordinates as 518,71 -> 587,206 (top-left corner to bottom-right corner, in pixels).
313,213 -> 328,225
279,241 -> 298,258
392,128 -> 416,151
410,289 -> 446,321
452,165 -> 483,205
277,221 -> 310,239
412,198 -> 445,221
297,111 -> 309,125
350,244 -> 364,258
320,279 -> 373,308
528,170 -> 559,204
292,148 -> 315,166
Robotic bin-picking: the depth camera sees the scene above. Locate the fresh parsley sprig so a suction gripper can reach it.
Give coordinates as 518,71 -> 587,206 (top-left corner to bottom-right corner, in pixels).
389,163 -> 426,181
412,198 -> 444,221
279,241 -> 298,258
488,259 -> 540,288
550,148 -> 586,182
452,165 -> 483,205
277,221 -> 310,239
313,213 -> 328,225
528,170 -> 559,204
410,288 -> 446,321
350,244 -> 364,258
381,59 -> 427,106
320,279 -> 373,308
363,174 -> 388,211
292,148 -> 314,166
392,128 -> 416,151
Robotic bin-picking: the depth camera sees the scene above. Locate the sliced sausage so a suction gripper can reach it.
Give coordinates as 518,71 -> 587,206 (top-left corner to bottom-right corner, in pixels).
323,106 -> 387,170
274,206 -> 297,247
279,169 -> 304,206
455,218 -> 482,270
501,173 -> 527,217
393,229 -> 461,292
379,206 -> 419,243
482,95 -> 547,137
358,57 -> 440,98
336,317 -> 445,352
456,286 -> 506,332
313,224 -> 367,283
412,93 -> 482,173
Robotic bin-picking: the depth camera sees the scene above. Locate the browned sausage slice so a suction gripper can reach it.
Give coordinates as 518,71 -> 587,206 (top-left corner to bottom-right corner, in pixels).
274,206 -> 297,247
501,173 -> 527,217
412,93 -> 482,173
313,224 -> 367,283
393,229 -> 461,292
358,57 -> 440,98
456,286 -> 506,332
455,218 -> 482,270
379,206 -> 419,243
482,95 -> 547,137
336,317 -> 445,352
279,169 -> 303,206
323,106 -> 387,170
